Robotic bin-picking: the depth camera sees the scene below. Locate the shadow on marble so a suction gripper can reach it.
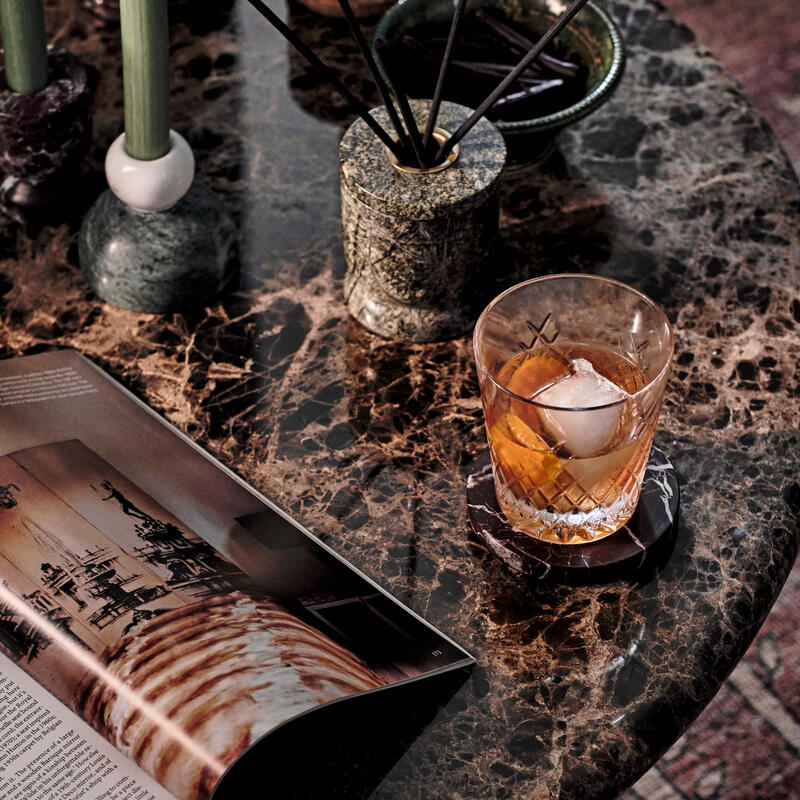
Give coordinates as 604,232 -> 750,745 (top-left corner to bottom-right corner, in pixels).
499,147 -> 618,289
286,0 -> 381,126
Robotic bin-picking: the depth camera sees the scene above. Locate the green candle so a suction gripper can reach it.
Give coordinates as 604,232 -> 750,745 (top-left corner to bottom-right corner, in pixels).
121,0 -> 170,161
0,0 -> 48,95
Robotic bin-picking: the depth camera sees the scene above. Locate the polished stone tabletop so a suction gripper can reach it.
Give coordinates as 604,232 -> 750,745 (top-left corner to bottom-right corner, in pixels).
2,1 -> 799,798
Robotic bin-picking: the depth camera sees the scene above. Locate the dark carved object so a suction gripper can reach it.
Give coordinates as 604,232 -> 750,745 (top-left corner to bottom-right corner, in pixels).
0,48 -> 92,224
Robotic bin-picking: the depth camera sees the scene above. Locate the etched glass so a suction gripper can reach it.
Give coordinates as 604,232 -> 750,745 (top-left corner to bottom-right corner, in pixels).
473,275 -> 673,544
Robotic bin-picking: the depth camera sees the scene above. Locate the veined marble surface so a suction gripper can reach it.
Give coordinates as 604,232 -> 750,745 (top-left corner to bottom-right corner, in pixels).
1,1 -> 798,798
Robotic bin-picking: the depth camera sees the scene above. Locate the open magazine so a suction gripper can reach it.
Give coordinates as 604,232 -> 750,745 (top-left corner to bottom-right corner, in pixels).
0,350 -> 473,800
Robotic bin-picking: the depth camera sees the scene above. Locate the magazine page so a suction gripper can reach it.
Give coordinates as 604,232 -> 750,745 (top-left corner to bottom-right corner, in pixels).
0,652 -> 174,800
0,350 -> 473,800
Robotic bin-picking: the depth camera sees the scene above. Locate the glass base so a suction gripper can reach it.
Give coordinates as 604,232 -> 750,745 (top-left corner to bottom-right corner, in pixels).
496,489 -> 638,545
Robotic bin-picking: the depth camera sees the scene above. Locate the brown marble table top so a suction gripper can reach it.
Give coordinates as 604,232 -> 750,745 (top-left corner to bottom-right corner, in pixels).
1,1 -> 799,798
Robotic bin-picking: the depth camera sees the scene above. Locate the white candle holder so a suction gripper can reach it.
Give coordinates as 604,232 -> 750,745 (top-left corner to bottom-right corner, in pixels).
79,132 -> 237,313
105,130 -> 194,212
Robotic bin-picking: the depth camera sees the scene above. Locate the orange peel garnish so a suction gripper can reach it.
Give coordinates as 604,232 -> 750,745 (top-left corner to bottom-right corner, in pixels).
507,355 -> 569,398
506,355 -> 570,431
506,413 -> 550,452
489,424 -> 561,491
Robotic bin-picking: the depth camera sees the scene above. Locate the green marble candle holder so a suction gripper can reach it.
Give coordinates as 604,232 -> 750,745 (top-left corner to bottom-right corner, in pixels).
80,132 -> 237,313
340,100 -> 506,342
80,185 -> 237,313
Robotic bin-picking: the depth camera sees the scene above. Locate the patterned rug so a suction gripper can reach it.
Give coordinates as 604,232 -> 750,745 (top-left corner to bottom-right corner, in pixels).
622,562 -> 799,799
619,3 -> 800,796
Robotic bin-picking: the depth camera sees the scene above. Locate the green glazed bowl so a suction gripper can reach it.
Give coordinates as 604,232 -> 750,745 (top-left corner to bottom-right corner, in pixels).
373,0 -> 625,170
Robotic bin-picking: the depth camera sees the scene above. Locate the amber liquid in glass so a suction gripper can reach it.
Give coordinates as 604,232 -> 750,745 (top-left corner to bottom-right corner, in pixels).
485,344 -> 651,544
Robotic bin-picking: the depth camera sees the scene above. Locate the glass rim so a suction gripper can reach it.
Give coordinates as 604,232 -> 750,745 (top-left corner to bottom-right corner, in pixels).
473,274 -> 675,412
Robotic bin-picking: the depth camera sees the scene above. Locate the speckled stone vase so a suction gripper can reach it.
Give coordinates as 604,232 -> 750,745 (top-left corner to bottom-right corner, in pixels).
0,48 -> 92,224
80,184 -> 237,313
340,100 -> 506,342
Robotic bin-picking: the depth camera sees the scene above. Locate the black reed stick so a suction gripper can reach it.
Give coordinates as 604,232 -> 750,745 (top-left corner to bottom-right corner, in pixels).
422,0 -> 468,154
452,60 -> 545,83
491,79 -> 564,111
476,8 -> 579,77
374,38 -> 427,168
401,34 -> 545,85
435,0 -> 590,163
335,0 -> 412,159
245,0 -> 406,161
475,8 -> 532,52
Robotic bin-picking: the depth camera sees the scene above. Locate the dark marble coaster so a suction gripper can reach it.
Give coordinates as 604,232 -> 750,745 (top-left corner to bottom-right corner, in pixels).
467,446 -> 679,578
